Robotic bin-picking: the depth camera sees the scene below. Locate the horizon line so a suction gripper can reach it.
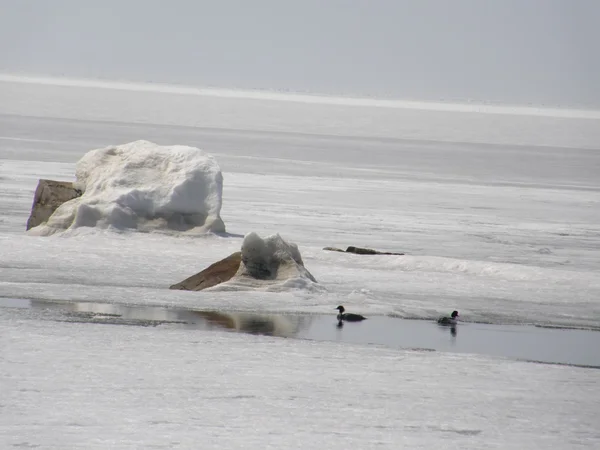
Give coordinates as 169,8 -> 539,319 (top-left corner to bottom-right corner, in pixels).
2,73 -> 599,120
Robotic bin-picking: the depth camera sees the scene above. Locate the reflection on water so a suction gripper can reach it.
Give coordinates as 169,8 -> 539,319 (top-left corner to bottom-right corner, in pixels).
436,323 -> 458,338
2,298 -> 599,368
25,299 -> 313,337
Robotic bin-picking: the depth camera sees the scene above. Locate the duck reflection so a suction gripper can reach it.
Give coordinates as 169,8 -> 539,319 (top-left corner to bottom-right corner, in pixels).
436,320 -> 458,338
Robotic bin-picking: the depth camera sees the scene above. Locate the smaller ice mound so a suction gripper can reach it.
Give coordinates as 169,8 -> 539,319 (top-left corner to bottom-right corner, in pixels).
210,232 -> 317,292
239,232 -> 316,281
29,140 -> 225,235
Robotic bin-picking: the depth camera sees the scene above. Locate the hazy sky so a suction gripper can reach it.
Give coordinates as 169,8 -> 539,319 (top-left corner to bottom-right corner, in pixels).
1,0 -> 599,106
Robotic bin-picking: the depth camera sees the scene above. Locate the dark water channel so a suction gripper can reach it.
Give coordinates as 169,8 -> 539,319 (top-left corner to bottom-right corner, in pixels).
2,297 -> 599,368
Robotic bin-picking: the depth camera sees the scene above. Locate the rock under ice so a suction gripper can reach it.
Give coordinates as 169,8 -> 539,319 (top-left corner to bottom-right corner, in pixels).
29,140 -> 225,235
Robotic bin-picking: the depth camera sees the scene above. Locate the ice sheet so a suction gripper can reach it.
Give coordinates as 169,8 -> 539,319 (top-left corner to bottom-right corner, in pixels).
1,80 -> 599,448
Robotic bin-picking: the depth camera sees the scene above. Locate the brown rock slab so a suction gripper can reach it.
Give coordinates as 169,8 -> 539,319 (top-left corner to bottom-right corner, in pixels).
26,179 -> 82,230
169,252 -> 242,291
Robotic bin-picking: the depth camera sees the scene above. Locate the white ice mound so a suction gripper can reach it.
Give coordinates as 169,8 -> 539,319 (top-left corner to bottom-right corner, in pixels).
29,140 -> 225,235
211,232 -> 318,292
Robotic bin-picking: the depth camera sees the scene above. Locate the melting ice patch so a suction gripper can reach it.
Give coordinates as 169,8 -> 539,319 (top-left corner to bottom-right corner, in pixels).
29,140 -> 225,235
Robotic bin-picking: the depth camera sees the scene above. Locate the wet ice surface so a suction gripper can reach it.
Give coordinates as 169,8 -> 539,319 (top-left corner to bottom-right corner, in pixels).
1,81 -> 600,448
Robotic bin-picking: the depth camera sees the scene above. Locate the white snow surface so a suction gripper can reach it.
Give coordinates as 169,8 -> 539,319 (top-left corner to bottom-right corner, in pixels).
1,78 -> 600,448
29,140 -> 225,235
2,314 -> 599,449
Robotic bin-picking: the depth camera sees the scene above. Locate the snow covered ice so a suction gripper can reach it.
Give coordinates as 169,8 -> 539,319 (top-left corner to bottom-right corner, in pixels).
28,140 -> 225,235
3,315 -> 599,449
1,77 -> 600,449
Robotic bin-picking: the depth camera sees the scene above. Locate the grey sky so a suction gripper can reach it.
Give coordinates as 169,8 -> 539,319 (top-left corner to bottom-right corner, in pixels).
1,0 -> 599,107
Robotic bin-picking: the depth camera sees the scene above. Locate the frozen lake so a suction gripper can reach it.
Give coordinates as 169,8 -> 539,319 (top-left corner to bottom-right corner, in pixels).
1,78 -> 599,448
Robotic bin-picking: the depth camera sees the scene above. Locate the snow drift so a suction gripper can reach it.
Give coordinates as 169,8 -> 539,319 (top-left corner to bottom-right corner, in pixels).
28,140 -> 225,235
210,232 -> 318,291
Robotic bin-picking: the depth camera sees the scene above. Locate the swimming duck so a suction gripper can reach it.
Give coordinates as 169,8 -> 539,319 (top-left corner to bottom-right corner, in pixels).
336,305 -> 367,322
437,310 -> 459,325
